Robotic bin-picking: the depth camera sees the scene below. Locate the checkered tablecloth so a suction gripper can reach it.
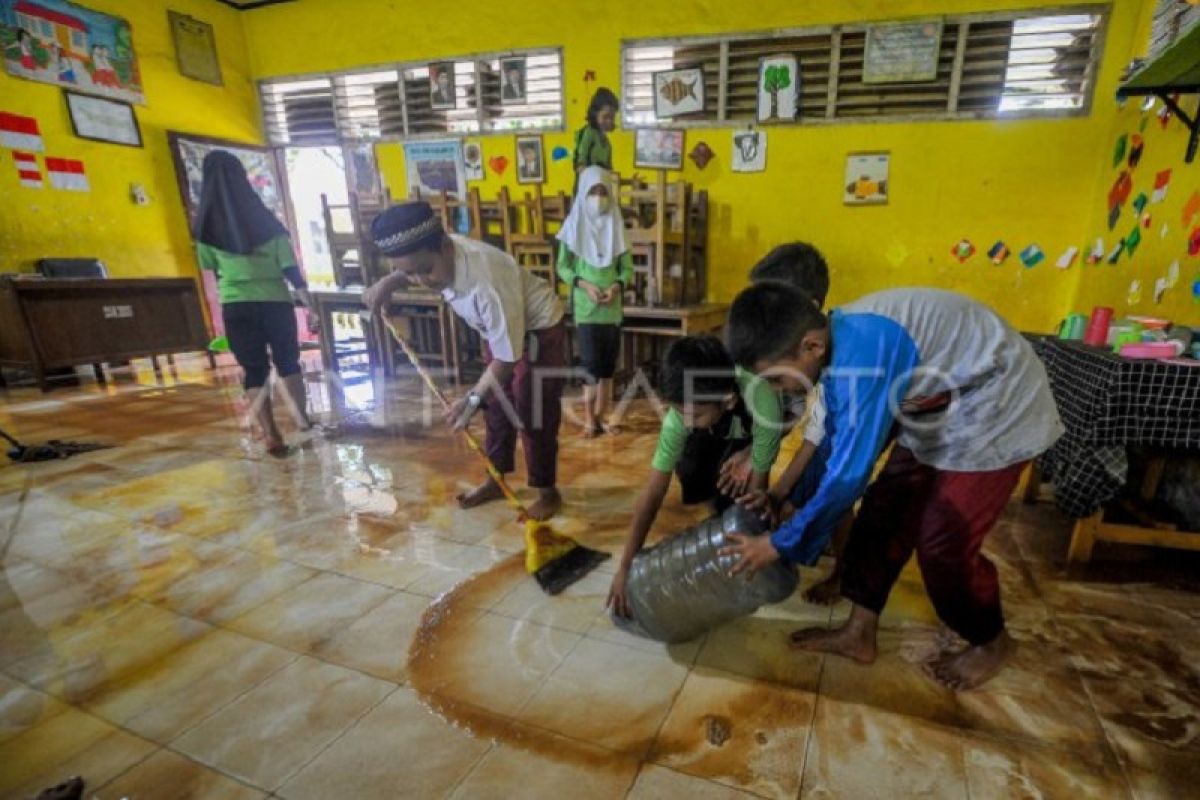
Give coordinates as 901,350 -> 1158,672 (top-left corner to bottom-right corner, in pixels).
1030,337 -> 1200,517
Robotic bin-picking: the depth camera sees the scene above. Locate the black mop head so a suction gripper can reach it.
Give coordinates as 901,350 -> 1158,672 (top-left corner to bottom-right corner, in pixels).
532,544 -> 611,595
1,427 -> 112,463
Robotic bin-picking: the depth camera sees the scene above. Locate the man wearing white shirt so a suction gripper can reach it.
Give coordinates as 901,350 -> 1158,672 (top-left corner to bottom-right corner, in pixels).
365,202 -> 566,520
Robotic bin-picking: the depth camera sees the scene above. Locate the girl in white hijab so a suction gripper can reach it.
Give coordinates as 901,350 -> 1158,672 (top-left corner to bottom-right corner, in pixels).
556,166 -> 634,436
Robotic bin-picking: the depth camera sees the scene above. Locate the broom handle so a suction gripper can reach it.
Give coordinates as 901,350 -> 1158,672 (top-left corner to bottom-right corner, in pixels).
380,315 -> 531,520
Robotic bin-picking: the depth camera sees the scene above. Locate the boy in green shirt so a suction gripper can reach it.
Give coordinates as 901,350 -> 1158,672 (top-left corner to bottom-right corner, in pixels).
557,167 -> 635,436
606,335 -> 783,617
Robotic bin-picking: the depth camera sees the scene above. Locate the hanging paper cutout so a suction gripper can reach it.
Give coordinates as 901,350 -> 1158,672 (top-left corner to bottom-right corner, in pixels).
1107,239 -> 1125,264
1157,103 -> 1172,129
987,241 -> 1010,265
1153,278 -> 1168,304
1108,170 -> 1132,210
1182,191 -> 1200,229
1142,213 -> 1152,229
1108,205 -> 1121,231
1112,134 -> 1127,167
1127,134 -> 1144,169
1056,246 -> 1079,269
688,141 -> 714,170
45,157 -> 88,191
1140,96 -> 1155,112
1161,223 -> 1170,239
1086,238 -> 1105,265
1127,279 -> 1142,305
1126,225 -> 1142,257
1152,169 -> 1171,203
11,151 -> 41,187
951,238 -> 975,263
487,155 -> 508,176
1019,244 -> 1045,268
550,146 -> 569,162
1132,192 -> 1148,215
0,112 -> 43,151
1166,260 -> 1180,289
1189,227 -> 1200,257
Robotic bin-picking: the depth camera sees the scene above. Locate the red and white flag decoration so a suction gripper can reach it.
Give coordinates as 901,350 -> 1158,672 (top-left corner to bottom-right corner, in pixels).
0,112 -> 44,152
12,151 -> 42,188
46,157 -> 89,192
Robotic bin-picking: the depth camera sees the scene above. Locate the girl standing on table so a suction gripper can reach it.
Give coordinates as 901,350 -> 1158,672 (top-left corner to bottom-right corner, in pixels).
194,151 -> 315,457
557,166 -> 633,437
573,88 -> 619,174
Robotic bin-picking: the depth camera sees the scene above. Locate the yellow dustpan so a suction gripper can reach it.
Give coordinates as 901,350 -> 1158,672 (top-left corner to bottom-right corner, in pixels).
381,316 -> 608,593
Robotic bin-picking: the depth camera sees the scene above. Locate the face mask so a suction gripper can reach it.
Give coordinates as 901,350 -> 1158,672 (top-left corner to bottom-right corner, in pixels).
586,195 -> 611,216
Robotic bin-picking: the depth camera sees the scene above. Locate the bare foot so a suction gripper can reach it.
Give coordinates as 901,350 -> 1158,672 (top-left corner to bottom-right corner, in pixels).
525,488 -> 562,521
803,573 -> 842,605
788,624 -> 877,664
457,478 -> 505,509
927,631 -> 1015,690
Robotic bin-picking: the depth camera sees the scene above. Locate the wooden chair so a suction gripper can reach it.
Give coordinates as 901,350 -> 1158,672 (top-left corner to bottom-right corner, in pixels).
618,173 -> 690,306
321,193 -> 364,288
411,187 -> 483,241
499,186 -> 567,288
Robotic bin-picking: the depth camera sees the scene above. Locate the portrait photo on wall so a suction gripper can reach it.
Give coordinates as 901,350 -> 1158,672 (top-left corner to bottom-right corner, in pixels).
500,56 -> 526,104
429,61 -> 456,109
516,135 -> 544,183
634,128 -> 684,170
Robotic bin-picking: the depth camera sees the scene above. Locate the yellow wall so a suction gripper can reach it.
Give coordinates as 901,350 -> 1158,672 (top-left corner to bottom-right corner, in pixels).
0,0 -> 260,277
245,0 -> 1153,332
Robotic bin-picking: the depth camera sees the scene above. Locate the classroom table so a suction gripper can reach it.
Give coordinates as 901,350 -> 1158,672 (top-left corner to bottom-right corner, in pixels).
1028,337 -> 1200,562
571,302 -> 730,379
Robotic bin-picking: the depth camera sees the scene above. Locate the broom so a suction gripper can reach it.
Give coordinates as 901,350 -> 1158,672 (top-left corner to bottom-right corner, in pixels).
380,316 -> 609,594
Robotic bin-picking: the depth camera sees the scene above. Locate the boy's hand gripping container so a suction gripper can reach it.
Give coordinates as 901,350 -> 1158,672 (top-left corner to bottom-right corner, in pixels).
616,504 -> 799,643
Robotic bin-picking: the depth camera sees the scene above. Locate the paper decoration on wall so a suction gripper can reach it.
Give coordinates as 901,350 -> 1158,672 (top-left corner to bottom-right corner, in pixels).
1055,246 -> 1078,269
1182,191 -> 1200,228
1107,205 -> 1121,231
653,67 -> 705,118
1132,192 -> 1148,215
551,146 -> 569,162
463,142 -> 484,181
987,241 -> 1010,265
1161,223 -> 1170,239
1152,169 -> 1171,203
688,141 -> 714,170
1127,134 -> 1144,168
1190,227 -> 1200,257
1154,277 -> 1168,304
1112,134 -> 1127,167
1194,275 -> 1200,302
1108,170 -> 1132,210
0,111 -> 42,151
757,55 -> 798,122
1140,96 -> 1155,112
1107,239 -> 1125,264
1127,279 -> 1142,305
1126,225 -> 1142,257
731,128 -> 766,173
11,150 -> 41,187
46,156 -> 87,191
1086,239 -> 1105,265
487,155 -> 508,176
1019,244 -> 1045,268
951,238 -> 975,263
1157,101 -> 1172,129
1,0 -> 146,104
1141,213 -> 1152,229
583,70 -> 595,83
1166,260 -> 1180,288
844,152 -> 889,205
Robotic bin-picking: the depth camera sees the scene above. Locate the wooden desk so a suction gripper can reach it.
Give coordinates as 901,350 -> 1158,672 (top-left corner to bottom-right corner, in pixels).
0,277 -> 209,391
565,303 -> 730,380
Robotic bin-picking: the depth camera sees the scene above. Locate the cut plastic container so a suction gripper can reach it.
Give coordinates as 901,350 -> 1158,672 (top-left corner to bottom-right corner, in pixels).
614,504 -> 800,643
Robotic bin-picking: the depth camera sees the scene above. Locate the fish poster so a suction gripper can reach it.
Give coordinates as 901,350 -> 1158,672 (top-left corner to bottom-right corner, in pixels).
653,67 -> 704,119
731,128 -> 766,173
844,152 -> 889,205
1,0 -> 144,104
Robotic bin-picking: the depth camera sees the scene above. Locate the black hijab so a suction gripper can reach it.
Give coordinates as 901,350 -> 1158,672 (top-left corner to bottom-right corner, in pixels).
194,150 -> 287,255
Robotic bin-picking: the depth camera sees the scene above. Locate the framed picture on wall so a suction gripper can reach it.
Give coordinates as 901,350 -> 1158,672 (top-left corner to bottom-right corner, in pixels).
634,128 -> 684,170
500,57 -> 526,104
168,10 -> 222,86
429,62 -> 456,109
64,90 -> 142,147
516,135 -> 544,183
652,67 -> 704,119
844,151 -> 889,205
757,55 -> 799,122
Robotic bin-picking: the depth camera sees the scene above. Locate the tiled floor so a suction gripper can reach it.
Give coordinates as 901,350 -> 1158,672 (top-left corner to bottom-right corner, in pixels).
2,356 -> 1199,799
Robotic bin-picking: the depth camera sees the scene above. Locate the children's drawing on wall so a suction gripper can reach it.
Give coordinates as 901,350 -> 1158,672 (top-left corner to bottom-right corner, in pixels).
463,141 -> 484,181
429,61 -> 456,109
731,128 -> 766,173
951,238 -> 975,263
653,67 -> 704,119
516,135 -> 544,184
757,55 -> 797,123
0,0 -> 143,104
634,128 -> 684,170
844,152 -> 889,205
687,140 -> 714,170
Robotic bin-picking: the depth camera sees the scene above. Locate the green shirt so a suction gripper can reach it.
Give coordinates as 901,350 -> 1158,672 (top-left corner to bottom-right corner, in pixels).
574,125 -> 612,171
197,234 -> 296,305
651,367 -> 783,475
556,246 -> 634,325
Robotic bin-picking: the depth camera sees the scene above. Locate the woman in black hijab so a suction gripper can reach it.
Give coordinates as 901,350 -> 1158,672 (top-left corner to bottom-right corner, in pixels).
195,150 -> 314,456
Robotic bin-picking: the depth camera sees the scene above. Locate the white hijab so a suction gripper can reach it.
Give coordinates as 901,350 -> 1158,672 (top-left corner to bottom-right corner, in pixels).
556,166 -> 628,269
